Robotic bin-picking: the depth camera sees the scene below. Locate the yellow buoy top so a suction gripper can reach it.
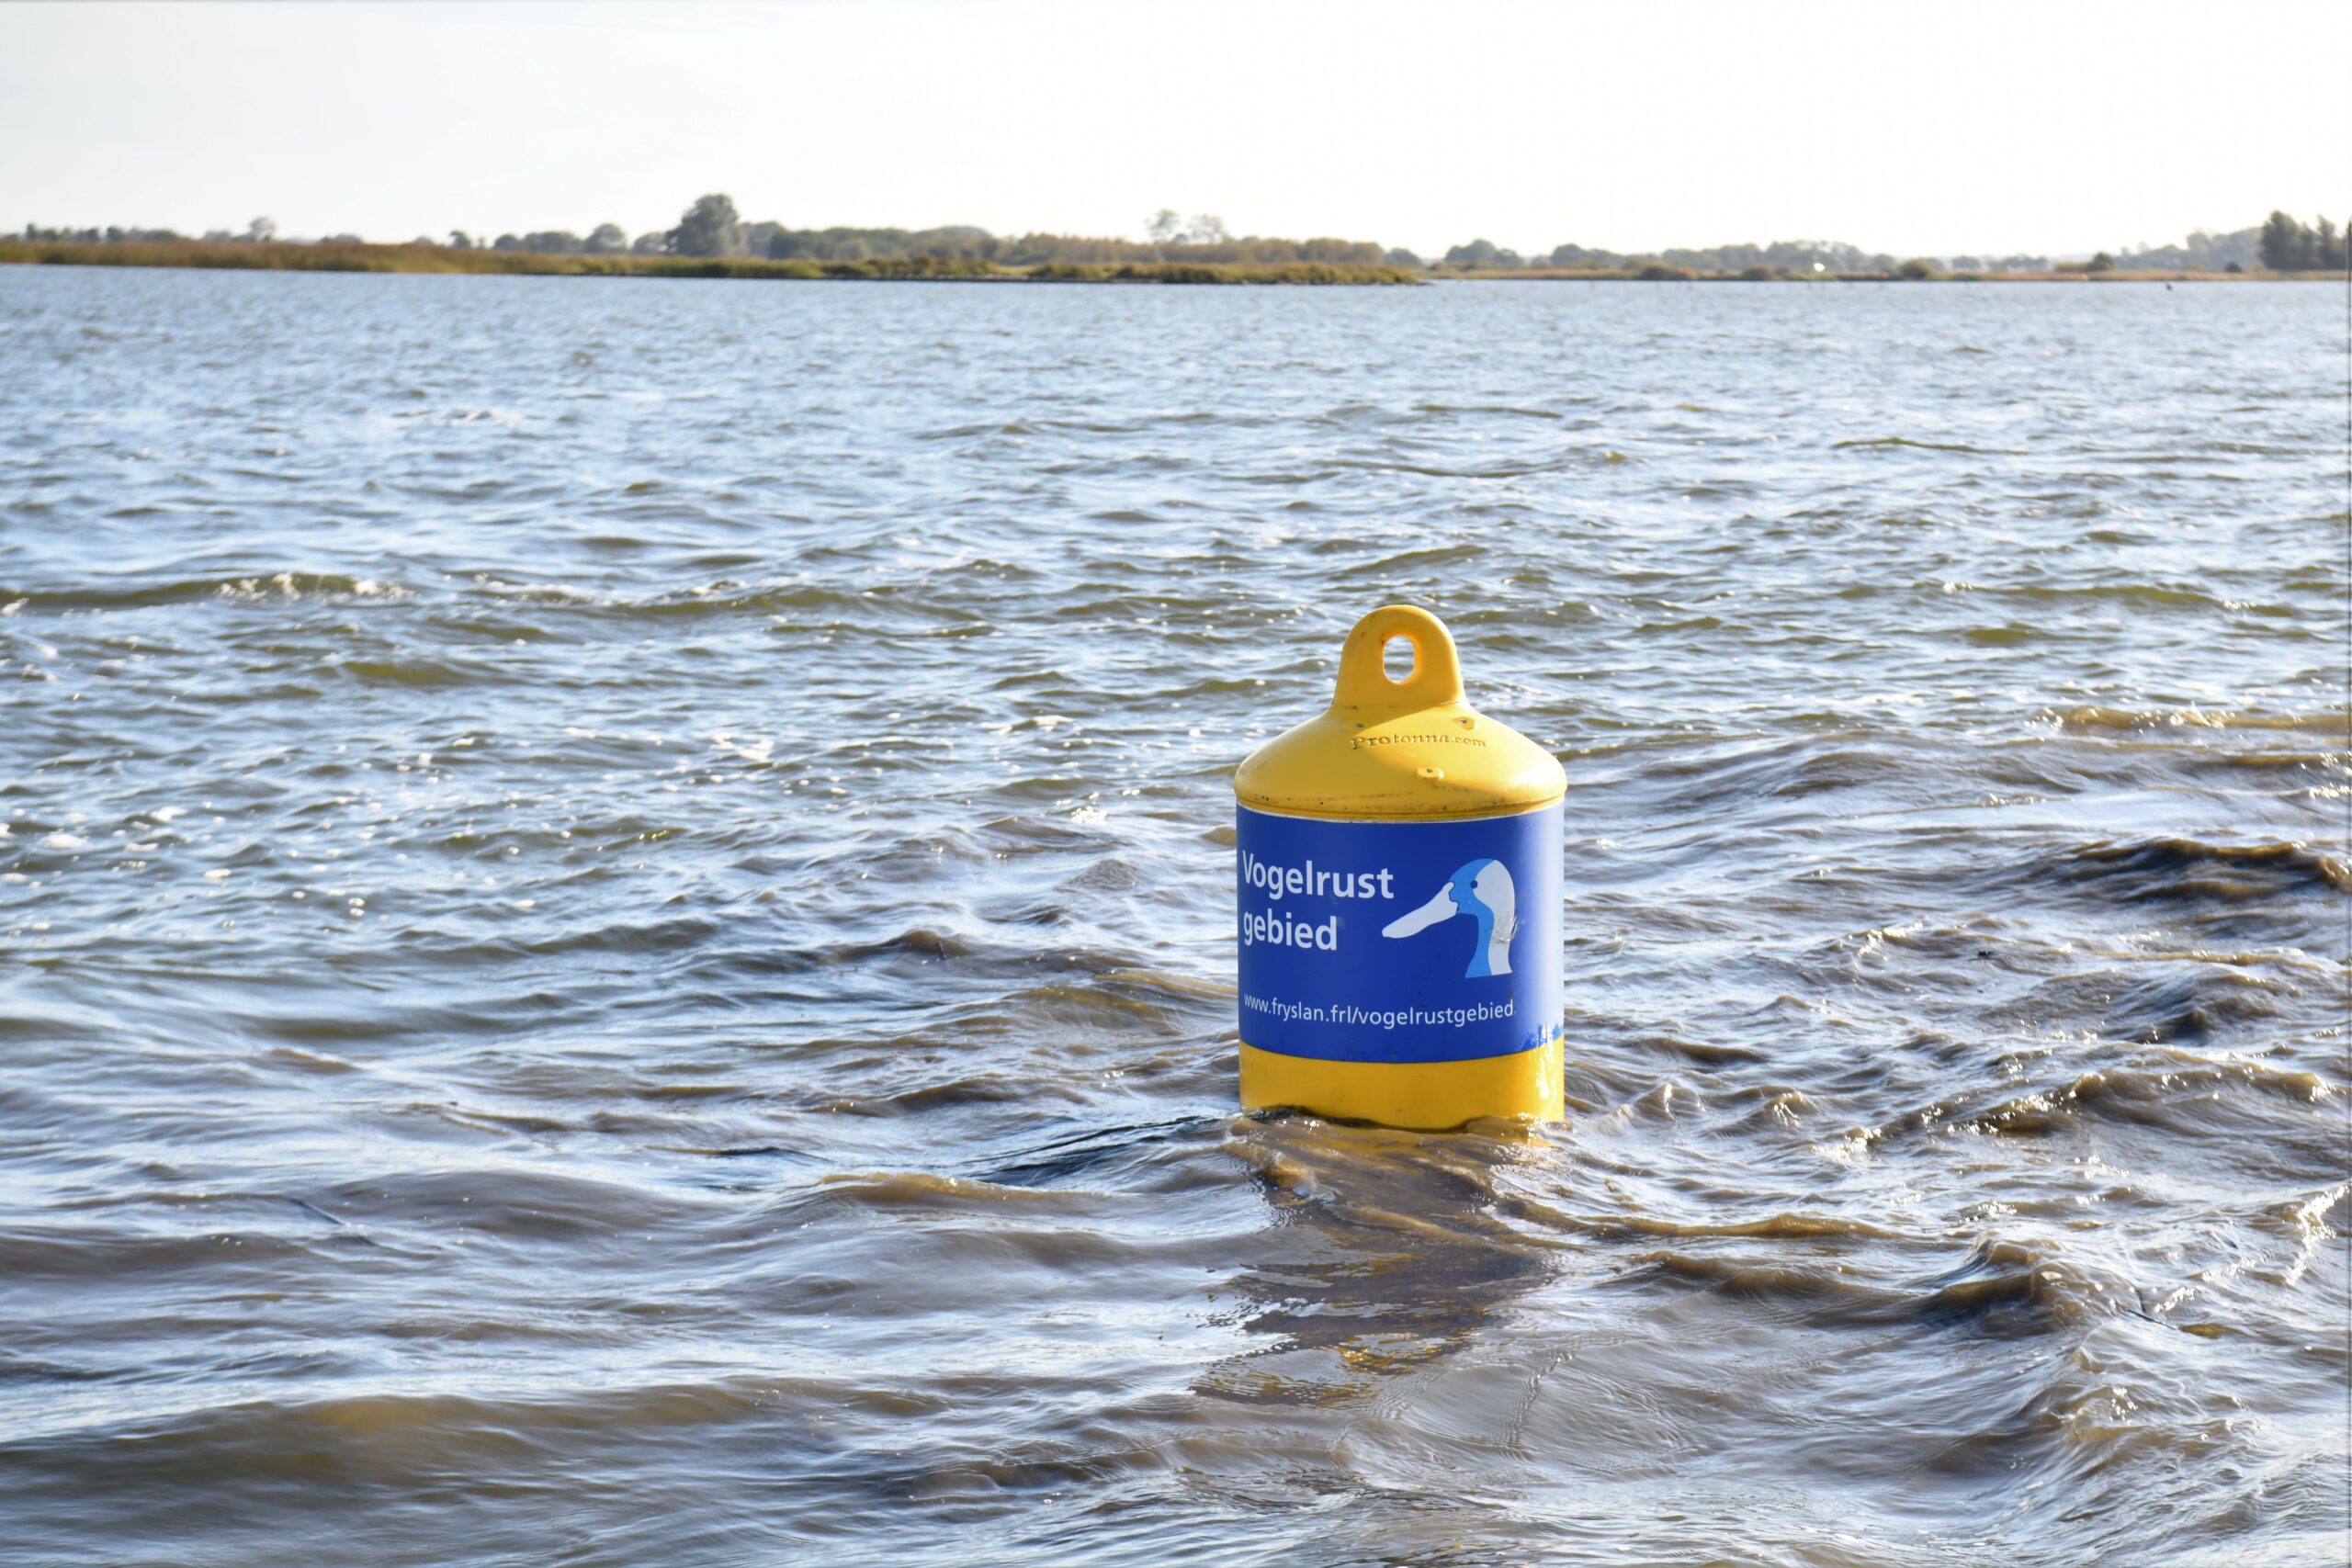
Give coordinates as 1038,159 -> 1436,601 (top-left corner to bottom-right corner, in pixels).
1235,604 -> 1565,820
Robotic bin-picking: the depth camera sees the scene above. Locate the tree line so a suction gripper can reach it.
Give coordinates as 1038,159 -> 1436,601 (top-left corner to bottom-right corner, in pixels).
1429,237 -> 1995,274
17,198 -> 2346,275
643,194 -> 1385,267
9,195 -> 1382,267
1432,231 -> 2274,275
2257,211 -> 2347,272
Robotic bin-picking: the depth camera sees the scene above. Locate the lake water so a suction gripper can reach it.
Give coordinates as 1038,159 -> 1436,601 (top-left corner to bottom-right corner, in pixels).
0,267 -> 2343,1566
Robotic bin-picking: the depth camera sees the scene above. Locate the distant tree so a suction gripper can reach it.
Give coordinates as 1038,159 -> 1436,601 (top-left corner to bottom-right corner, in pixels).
1896,257 -> 1937,279
1740,264 -> 1774,280
1146,209 -> 1182,244
520,231 -> 583,254
1445,238 -> 1502,269
584,222 -> 628,254
630,231 -> 668,254
203,229 -> 236,243
2188,228 -> 2258,270
755,223 -> 1001,263
492,233 -> 524,252
1662,241 -> 1762,271
321,233 -> 365,245
412,236 -> 439,248
1550,242 -> 1629,269
2315,217 -> 2345,271
447,230 -> 474,249
245,216 -> 277,243
2085,251 -> 2116,273
670,193 -> 745,257
2223,260 -> 2245,274
1384,247 -> 1423,268
1182,213 -> 1229,244
2258,210 -> 2307,272
2113,227 -> 2260,272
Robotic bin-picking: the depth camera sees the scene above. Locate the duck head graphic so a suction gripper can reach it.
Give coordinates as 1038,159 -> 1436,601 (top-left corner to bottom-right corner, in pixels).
1380,858 -> 1518,978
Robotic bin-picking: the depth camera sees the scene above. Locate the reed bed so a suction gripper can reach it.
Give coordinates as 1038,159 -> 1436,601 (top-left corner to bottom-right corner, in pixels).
0,239 -> 1419,286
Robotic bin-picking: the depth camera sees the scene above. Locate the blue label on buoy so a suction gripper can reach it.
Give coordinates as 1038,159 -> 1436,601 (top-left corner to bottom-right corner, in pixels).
1235,802 -> 1562,1064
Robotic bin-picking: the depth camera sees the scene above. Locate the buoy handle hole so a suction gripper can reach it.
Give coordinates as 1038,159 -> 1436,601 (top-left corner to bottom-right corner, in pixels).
1329,605 -> 1463,715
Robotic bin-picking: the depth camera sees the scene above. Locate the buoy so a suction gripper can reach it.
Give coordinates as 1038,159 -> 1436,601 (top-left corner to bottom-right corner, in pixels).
1234,604 -> 1566,1128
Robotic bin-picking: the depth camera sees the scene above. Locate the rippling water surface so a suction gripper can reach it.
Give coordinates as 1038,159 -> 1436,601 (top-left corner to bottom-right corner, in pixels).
2,268 -> 2345,1566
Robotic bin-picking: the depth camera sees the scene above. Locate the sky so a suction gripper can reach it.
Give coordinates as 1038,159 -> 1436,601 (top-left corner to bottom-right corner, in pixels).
2,0 -> 2344,260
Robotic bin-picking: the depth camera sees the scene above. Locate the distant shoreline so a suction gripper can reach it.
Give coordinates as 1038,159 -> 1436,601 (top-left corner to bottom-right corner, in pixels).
0,239 -> 1419,286
1,239 -> 2331,286
1439,265 -> 2301,282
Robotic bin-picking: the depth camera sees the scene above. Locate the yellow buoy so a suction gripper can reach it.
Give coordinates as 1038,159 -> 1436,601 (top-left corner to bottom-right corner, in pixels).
1234,604 -> 1566,1129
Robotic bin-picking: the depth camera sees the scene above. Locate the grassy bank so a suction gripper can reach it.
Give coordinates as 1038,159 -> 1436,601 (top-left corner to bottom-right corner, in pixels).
0,238 -> 1420,286
10,239 -> 2315,287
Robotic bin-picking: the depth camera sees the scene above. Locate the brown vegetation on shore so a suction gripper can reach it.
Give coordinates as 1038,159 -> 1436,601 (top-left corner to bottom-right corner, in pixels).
0,238 -> 1419,286
5,237 -> 2321,288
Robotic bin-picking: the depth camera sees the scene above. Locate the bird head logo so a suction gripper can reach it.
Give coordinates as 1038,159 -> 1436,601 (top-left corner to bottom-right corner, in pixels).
1380,858 -> 1518,977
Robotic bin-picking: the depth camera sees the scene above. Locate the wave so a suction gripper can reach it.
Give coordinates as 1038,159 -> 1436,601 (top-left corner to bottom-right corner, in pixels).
2038,705 -> 2348,736
0,571 -> 413,610
2054,836 -> 2350,900
1831,436 -> 2024,455
1860,1055 -> 2329,1147
1629,1234 -> 2098,1333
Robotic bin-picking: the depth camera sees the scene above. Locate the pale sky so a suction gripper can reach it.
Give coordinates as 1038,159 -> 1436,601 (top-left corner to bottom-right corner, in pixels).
2,0 -> 2343,260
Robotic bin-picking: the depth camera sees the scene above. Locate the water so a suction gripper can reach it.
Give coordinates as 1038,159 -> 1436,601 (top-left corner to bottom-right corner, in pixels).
1,267 -> 2344,1566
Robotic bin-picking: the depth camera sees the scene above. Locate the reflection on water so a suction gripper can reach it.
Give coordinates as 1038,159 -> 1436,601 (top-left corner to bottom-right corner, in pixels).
0,268 -> 2343,1565
1213,1120 -> 1565,1379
